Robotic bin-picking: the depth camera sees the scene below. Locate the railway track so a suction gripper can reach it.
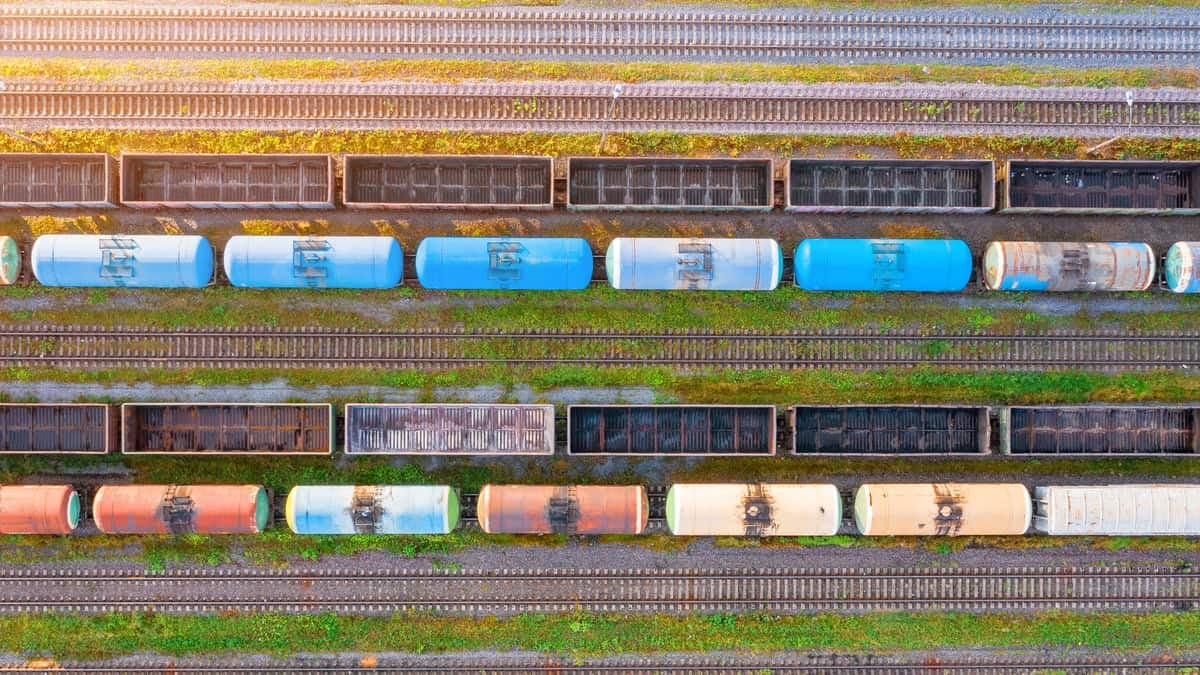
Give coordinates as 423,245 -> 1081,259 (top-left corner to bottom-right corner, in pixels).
1,7 -> 1197,67
0,567 -> 1194,615
1,325 -> 1197,372
38,651 -> 1200,674
2,80 -> 1197,137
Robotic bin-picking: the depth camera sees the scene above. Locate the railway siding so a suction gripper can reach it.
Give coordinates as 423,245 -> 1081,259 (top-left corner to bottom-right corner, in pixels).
0,7 -> 1197,67
0,566 -> 1193,615
1,80 -> 1197,137
0,326 -> 1196,372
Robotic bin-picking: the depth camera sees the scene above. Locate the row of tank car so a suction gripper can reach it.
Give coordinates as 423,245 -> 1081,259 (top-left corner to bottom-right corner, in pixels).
6,233 -> 1200,292
3,482 -> 1199,538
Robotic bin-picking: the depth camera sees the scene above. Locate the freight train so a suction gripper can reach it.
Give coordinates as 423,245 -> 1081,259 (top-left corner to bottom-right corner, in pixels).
12,402 -> 1200,458
2,234 -> 1197,293
2,153 -> 1198,215
4,482 -> 1200,540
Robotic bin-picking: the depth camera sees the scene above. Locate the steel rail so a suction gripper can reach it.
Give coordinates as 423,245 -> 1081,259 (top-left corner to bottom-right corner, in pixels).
0,7 -> 1196,66
0,325 -> 1197,371
2,80 -> 1197,137
36,663 -> 1200,675
0,567 -> 1194,615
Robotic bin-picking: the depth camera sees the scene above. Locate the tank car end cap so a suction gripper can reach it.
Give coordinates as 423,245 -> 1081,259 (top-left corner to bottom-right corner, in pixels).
852,484 -> 872,535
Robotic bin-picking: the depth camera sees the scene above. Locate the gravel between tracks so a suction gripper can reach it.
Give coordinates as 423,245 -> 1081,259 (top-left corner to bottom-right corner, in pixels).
10,648 -> 1200,673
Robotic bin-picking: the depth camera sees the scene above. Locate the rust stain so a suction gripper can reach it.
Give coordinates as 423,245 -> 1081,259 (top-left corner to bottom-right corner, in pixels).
545,486 -> 581,535
740,483 -> 775,537
931,483 -> 964,536
351,486 -> 383,534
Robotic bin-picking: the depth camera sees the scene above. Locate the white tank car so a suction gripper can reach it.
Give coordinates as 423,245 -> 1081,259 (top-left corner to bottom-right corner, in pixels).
665,483 -> 841,536
982,241 -> 1155,291
605,237 -> 782,291
1033,485 -> 1200,536
854,483 -> 1031,536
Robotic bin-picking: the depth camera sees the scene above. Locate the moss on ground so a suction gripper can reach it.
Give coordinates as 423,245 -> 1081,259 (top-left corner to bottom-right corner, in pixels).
2,286 -> 1199,336
3,365 -> 1198,407
10,611 -> 1200,659
4,58 -> 1196,89
0,129 -> 1195,161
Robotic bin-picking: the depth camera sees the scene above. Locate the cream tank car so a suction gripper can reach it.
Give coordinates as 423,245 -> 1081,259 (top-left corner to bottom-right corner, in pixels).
854,483 -> 1031,536
665,483 -> 841,536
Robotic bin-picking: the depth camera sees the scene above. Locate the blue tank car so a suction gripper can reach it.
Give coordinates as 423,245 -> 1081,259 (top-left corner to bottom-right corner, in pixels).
605,237 -> 782,291
1165,242 -> 1200,294
286,485 -> 459,535
794,238 -> 972,292
31,234 -> 213,288
223,235 -> 402,289
415,237 -> 593,290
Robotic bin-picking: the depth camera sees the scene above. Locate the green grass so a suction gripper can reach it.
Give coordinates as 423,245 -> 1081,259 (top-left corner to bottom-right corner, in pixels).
4,58 -> 1197,89
0,129 -> 1195,162
10,611 -> 1200,660
3,365 -> 1198,407
0,527 -> 538,568
2,286 -> 1200,336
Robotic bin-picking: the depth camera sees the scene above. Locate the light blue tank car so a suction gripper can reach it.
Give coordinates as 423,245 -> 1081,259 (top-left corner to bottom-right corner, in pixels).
31,234 -> 212,288
794,238 -> 972,292
223,235 -> 402,289
1165,242 -> 1200,294
415,236 -> 592,290
605,237 -> 782,291
286,485 -> 460,535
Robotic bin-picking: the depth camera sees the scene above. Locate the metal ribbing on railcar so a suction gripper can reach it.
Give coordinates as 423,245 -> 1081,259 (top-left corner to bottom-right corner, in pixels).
344,404 -> 555,455
567,405 -> 776,455
567,157 -> 773,210
1003,160 -> 1200,214
0,153 -> 114,207
343,155 -> 553,208
790,405 -> 989,455
120,403 -> 334,454
0,403 -> 113,454
119,153 -> 334,208
787,159 -> 994,213
1003,406 -> 1198,455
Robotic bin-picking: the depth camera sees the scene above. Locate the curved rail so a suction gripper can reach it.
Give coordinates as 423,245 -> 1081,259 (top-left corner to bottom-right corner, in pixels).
0,7 -> 1197,67
2,80 -> 1197,137
0,325 -> 1197,372
0,566 -> 1195,614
